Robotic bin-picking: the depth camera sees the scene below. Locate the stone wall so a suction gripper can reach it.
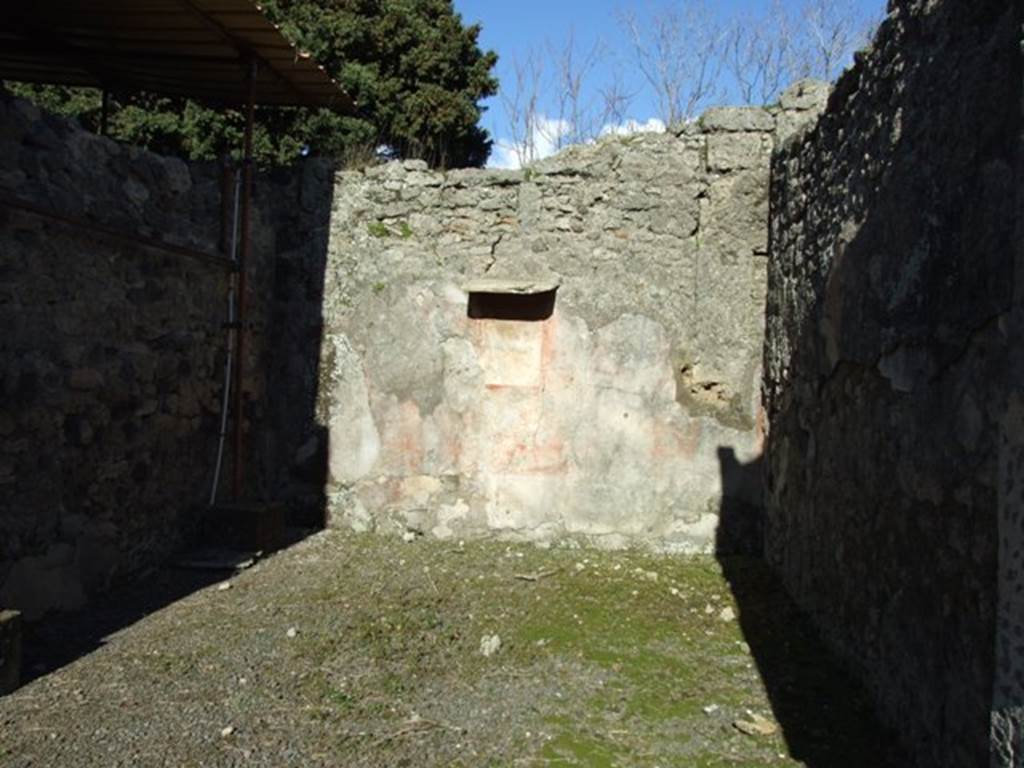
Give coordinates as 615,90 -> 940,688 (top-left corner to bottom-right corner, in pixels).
2,77 -> 825,612
762,1 -> 1021,766
319,94 -> 822,550
995,5 -> 1024,761
0,89 -> 330,620
4,6 -> 1018,756
0,92 -> 226,620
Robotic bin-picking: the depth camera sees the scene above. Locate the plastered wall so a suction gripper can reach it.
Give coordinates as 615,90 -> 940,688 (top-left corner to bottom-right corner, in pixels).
318,93 -> 823,551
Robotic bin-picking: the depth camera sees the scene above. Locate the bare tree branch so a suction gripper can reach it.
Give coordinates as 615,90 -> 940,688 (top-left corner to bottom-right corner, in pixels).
499,49 -> 546,167
793,0 -> 880,82
548,28 -> 605,148
725,0 -> 794,106
619,0 -> 726,126
493,0 -> 884,167
596,74 -> 638,133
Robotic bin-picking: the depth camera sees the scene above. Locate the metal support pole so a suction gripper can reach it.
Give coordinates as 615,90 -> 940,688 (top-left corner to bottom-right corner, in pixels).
231,59 -> 257,499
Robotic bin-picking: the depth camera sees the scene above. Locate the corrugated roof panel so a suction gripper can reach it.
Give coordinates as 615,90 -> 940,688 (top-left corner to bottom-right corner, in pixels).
0,0 -> 355,110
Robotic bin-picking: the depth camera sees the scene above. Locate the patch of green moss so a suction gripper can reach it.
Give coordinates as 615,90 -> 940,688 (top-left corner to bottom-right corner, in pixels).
219,531 -> 883,767
507,553 -> 778,763
367,221 -> 391,237
367,220 -> 414,239
325,688 -> 356,712
541,726 -> 628,767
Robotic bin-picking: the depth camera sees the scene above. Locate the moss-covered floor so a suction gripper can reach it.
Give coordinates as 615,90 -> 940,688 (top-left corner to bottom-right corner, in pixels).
1,530 -> 907,767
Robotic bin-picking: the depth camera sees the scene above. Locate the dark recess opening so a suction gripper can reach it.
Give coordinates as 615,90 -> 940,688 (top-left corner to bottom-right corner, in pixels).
467,288 -> 557,321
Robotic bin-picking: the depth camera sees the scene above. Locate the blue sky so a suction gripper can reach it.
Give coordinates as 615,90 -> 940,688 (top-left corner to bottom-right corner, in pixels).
452,0 -> 888,166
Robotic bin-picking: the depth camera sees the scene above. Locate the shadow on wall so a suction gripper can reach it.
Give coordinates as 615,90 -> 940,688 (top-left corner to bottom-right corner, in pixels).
755,2 -> 1018,765
714,446 -> 910,767
17,158 -> 338,686
254,160 -> 336,530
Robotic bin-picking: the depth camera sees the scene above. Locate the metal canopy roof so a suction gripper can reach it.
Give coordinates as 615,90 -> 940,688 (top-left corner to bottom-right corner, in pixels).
0,0 -> 356,110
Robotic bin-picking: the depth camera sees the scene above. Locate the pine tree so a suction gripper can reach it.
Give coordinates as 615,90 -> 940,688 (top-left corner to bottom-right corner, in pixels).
6,0 -> 498,168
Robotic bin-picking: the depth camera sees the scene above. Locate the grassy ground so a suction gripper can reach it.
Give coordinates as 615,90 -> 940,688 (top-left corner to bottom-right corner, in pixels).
0,530 -> 907,767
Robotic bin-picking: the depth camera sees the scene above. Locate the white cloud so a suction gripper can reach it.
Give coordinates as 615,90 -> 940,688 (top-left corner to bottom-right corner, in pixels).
599,117 -> 666,137
489,115 -> 570,170
489,115 -> 667,169
488,139 -> 525,170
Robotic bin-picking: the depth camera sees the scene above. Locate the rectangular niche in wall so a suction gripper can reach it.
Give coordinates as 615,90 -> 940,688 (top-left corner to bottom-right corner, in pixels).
464,278 -> 560,388
464,278 -> 559,321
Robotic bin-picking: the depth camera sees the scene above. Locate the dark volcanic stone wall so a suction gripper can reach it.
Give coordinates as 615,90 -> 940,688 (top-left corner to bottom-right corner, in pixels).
763,1 -> 1021,766
0,92 -> 228,620
994,10 -> 1024,761
0,90 -> 332,620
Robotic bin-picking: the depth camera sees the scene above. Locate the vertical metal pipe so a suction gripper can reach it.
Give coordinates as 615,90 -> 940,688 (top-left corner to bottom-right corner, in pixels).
232,59 -> 258,499
211,169 -> 242,506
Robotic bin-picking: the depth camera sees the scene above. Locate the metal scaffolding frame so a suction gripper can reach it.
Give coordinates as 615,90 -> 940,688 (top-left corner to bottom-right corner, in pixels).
0,0 -> 355,499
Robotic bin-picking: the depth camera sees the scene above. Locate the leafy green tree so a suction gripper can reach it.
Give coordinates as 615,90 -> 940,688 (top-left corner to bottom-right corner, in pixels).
6,0 -> 498,168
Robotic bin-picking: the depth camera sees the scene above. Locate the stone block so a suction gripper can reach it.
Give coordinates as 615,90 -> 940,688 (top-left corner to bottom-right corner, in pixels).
69,367 -> 104,390
706,133 -> 771,173
700,107 -> 775,133
773,112 -> 818,146
778,78 -> 831,111
0,610 -> 21,695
